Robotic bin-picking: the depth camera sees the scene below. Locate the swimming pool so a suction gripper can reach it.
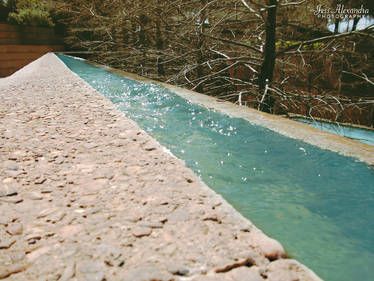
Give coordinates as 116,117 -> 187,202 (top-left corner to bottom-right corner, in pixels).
58,54 -> 374,281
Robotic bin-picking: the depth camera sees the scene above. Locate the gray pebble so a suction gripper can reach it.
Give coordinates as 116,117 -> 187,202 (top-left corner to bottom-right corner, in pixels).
0,238 -> 16,249
34,177 -> 47,184
7,223 -> 23,235
132,226 -> 152,238
10,252 -> 26,263
0,185 -> 17,197
0,196 -> 23,204
29,192 -> 43,200
139,221 -> 163,229
55,157 -> 64,164
41,187 -> 53,193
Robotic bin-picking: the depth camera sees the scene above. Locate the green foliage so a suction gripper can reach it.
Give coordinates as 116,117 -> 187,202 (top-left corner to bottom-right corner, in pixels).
15,0 -> 39,9
6,0 -> 54,27
276,40 -> 325,50
8,8 -> 54,27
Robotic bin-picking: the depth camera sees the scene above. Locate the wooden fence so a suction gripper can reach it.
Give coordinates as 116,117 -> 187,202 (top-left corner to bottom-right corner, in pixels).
0,24 -> 64,77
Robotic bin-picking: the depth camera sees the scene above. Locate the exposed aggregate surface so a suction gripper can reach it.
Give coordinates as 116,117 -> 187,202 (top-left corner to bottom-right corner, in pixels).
0,54 -> 322,281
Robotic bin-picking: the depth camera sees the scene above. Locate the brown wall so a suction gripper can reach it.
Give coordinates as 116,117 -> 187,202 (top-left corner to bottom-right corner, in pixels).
0,24 -> 64,77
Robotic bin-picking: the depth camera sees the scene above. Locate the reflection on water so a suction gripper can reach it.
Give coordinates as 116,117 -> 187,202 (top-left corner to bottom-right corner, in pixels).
58,54 -> 374,281
328,16 -> 374,33
292,117 -> 374,146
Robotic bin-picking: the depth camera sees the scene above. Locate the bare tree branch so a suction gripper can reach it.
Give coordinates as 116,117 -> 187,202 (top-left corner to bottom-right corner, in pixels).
342,71 -> 374,86
277,28 -> 374,56
200,33 -> 262,53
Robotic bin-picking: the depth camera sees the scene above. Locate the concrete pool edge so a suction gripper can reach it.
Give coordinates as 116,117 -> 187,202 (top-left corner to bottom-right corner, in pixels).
74,56 -> 374,166
45,53 -> 324,280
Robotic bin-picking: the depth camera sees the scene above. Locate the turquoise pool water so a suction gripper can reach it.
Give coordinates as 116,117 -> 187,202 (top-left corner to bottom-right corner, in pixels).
292,117 -> 374,146
58,54 -> 374,281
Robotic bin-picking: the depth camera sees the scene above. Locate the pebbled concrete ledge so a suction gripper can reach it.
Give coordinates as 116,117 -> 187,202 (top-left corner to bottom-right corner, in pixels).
0,53 -> 322,280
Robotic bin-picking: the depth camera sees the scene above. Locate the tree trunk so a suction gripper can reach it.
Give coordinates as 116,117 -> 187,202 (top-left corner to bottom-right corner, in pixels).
139,14 -> 150,47
196,0 -> 206,92
131,22 -> 137,45
258,0 -> 277,113
156,21 -> 165,77
334,19 -> 340,34
352,17 -> 360,31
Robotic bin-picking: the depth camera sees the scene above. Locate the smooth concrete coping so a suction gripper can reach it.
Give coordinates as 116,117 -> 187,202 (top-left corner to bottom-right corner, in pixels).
79,57 -> 374,166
